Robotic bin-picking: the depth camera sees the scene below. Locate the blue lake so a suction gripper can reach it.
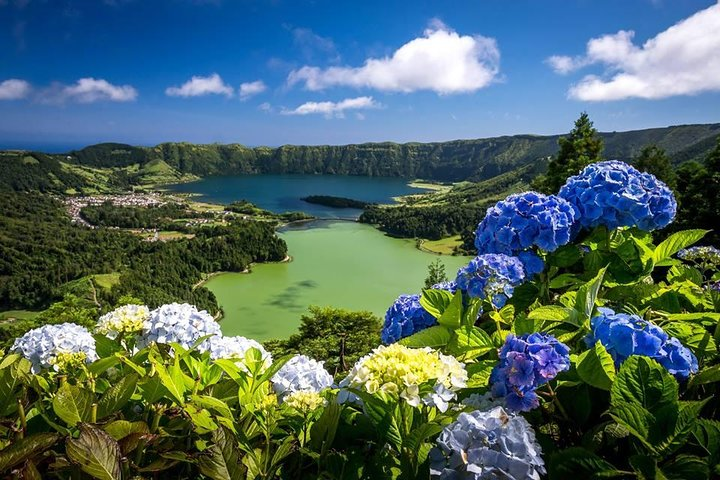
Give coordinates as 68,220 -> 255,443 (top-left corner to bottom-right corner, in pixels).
166,174 -> 430,218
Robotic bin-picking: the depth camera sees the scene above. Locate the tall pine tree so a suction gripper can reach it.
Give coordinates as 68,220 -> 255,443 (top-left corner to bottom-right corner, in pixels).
634,145 -> 677,190
533,112 -> 604,194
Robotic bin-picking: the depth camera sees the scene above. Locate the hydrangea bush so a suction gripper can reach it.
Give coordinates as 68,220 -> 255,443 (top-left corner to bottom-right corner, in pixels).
1,160 -> 718,479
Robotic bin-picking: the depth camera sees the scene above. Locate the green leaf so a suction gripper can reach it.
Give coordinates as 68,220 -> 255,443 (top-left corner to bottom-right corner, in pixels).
693,419 -> 720,464
548,245 -> 582,267
139,375 -> 169,404
66,423 -> 122,480
528,305 -> 581,325
97,373 -> 138,420
0,362 -> 23,415
653,400 -> 708,456
404,423 -> 444,451
0,433 -> 59,472
436,291 -> 462,329
190,395 -> 233,420
660,455 -> 709,480
354,391 -> 402,449
465,360 -> 497,388
611,356 -> 678,411
398,325 -> 452,348
575,267 -> 607,318
653,230 -> 709,264
309,402 -> 341,457
548,447 -> 629,478
549,273 -> 584,289
447,326 -> 495,360
88,356 -> 121,376
609,402 -> 656,452
576,341 -> 616,391
662,323 -> 716,359
419,289 -> 454,319
629,455 -> 664,479
93,335 -> 122,358
149,356 -> 185,405
689,364 -> 720,387
103,420 -> 149,441
52,383 -> 94,426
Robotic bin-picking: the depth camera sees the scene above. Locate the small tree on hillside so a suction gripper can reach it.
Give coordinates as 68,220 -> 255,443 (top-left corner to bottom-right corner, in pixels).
634,144 -> 677,190
424,258 -> 448,289
532,112 -> 604,194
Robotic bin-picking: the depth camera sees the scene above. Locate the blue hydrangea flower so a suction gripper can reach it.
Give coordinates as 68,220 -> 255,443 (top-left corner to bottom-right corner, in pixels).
475,191 -> 577,255
431,281 -> 458,294
381,294 -> 437,344
430,406 -> 545,480
136,303 -> 221,351
202,335 -> 273,373
489,333 -> 571,412
456,254 -> 526,308
710,281 -> 720,293
271,354 -> 334,401
517,251 -> 545,278
558,160 -> 677,231
585,308 -> 699,380
12,323 -> 98,374
678,246 -> 720,268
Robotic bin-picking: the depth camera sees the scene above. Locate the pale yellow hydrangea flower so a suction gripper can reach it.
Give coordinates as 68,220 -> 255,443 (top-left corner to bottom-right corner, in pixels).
284,391 -> 327,414
49,351 -> 88,372
96,304 -> 150,339
342,344 -> 467,411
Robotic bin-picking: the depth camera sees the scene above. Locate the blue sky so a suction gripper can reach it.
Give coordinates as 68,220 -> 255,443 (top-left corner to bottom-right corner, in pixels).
1,0 -> 719,150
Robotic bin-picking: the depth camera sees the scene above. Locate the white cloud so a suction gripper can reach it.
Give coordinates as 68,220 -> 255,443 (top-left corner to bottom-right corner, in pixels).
282,96 -> 380,118
287,22 -> 500,95
258,102 -> 273,113
0,78 -> 31,100
166,73 -> 233,98
549,2 -> 720,101
39,78 -> 137,104
239,80 -> 267,100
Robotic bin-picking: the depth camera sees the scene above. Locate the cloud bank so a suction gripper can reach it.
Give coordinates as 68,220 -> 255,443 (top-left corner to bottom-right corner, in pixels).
239,80 -> 267,100
166,73 -> 233,97
287,22 -> 500,95
0,79 -> 31,100
548,2 -> 720,101
282,96 -> 380,118
40,78 -> 137,104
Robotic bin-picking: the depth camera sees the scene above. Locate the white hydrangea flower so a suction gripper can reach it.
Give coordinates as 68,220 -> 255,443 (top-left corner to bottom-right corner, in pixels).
12,323 -> 98,374
136,303 -> 221,351
202,335 -> 273,373
271,354 -> 334,400
96,304 -> 149,339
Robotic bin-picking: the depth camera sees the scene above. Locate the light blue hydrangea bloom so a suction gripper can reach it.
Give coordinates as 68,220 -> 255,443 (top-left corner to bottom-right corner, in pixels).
475,191 -> 577,255
430,406 -> 545,480
381,294 -> 437,344
12,323 -> 98,373
202,335 -> 272,373
271,354 -> 334,400
136,303 -> 221,351
678,246 -> 720,268
586,307 -> 698,379
456,254 -> 526,308
431,281 -> 458,294
558,160 -> 676,231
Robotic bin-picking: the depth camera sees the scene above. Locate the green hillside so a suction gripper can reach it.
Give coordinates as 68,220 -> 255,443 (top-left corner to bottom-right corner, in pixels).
62,123 -> 720,182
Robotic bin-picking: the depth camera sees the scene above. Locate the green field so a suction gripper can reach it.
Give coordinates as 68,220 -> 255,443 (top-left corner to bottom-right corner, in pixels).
0,310 -> 40,321
420,235 -> 463,255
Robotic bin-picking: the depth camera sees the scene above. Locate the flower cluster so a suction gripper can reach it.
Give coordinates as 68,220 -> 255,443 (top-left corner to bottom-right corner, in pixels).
430,406 -> 545,480
284,391 -> 327,414
585,308 -> 698,379
271,355 -> 334,401
96,304 -> 149,339
475,191 -> 577,255
12,323 -> 98,373
136,303 -> 221,351
490,333 -> 570,412
342,344 -> 467,412
431,281 -> 458,294
558,160 -> 676,231
381,294 -> 437,344
456,254 -> 525,308
203,335 -> 273,373
678,246 -> 720,268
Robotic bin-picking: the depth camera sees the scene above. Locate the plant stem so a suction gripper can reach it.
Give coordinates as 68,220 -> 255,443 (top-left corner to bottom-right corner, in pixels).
546,381 -> 571,421
17,399 -> 26,439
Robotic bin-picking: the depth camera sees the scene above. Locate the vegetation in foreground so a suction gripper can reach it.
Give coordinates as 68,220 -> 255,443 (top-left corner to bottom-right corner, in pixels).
1,159 -> 718,479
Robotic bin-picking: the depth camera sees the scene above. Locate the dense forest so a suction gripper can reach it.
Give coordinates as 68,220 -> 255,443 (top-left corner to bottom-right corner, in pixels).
79,201 -> 203,229
0,193 -> 287,315
302,195 -> 371,209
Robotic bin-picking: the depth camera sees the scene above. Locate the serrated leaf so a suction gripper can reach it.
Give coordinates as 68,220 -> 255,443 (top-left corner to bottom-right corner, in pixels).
653,229 -> 709,264
66,423 -> 122,480
528,305 -> 581,325
447,326 -> 495,360
548,447 -> 628,478
419,289 -> 454,319
660,455 -> 709,480
575,267 -> 607,318
436,291 -> 462,329
404,423 -> 444,451
0,363 -> 22,415
52,383 -> 94,426
609,402 -> 656,452
662,322 -> 716,359
576,341 -> 616,391
465,360 -> 497,388
197,426 -> 245,480
103,420 -> 149,441
149,356 -> 185,405
97,373 -> 138,420
0,433 -> 59,472
190,395 -> 233,420
611,356 -> 678,411
309,402 -> 341,457
689,364 -> 720,387
398,325 -> 451,348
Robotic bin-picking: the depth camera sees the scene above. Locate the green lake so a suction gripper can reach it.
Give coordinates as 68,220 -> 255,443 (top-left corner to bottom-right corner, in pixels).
207,220 -> 470,341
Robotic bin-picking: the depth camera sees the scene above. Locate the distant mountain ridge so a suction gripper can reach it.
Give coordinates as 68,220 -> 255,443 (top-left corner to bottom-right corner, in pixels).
1,122 -> 718,193
65,123 -> 720,182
